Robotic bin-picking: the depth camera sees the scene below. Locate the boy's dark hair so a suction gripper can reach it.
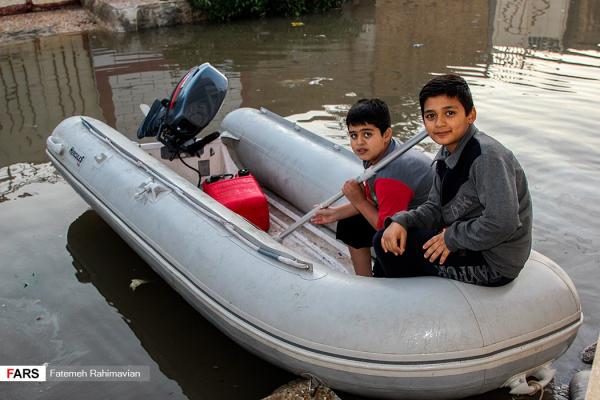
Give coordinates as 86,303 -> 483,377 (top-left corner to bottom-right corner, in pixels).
346,98 -> 391,135
419,74 -> 474,116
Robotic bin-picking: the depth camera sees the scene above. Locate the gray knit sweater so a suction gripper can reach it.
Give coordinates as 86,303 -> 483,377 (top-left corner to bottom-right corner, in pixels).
387,125 -> 532,278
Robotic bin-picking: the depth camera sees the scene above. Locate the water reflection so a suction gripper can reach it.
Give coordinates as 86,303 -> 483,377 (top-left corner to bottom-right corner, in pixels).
2,0 -> 599,168
2,0 -> 599,167
0,34 -> 103,166
67,210 -> 294,399
493,0 -> 569,50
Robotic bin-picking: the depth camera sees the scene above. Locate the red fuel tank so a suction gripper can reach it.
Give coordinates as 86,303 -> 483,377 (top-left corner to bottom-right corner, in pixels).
202,174 -> 270,232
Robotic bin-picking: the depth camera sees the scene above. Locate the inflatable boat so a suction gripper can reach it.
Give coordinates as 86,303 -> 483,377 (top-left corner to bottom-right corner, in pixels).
46,64 -> 582,399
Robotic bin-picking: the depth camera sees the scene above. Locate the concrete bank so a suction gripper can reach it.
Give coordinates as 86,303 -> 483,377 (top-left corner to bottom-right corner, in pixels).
0,0 -> 206,43
0,6 -> 97,43
80,0 -> 205,32
586,336 -> 600,399
0,0 -> 79,16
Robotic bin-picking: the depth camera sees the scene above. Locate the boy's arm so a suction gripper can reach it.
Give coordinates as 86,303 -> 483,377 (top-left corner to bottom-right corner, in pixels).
343,180 -> 379,229
311,202 -> 359,225
352,199 -> 379,229
386,174 -> 443,230
444,155 -> 521,252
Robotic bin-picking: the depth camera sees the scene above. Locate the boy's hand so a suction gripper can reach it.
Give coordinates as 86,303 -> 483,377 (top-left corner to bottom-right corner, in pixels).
342,179 -> 365,206
423,230 -> 451,264
311,206 -> 338,225
381,222 -> 407,256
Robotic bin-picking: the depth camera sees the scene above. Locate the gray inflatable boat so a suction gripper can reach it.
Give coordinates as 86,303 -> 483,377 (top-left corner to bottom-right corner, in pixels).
46,64 -> 582,399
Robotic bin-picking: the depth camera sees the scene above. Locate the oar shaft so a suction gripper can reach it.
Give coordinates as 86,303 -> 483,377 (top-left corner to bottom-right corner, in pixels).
276,192 -> 344,242
275,130 -> 428,241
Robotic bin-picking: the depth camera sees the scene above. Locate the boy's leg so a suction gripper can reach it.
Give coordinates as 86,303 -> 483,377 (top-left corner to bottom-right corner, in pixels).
373,228 -> 440,278
336,214 -> 376,276
373,228 -> 513,286
349,247 -> 373,277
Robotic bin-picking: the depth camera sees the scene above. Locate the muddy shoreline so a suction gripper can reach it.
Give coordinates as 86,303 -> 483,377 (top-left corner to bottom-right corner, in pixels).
0,5 -> 98,44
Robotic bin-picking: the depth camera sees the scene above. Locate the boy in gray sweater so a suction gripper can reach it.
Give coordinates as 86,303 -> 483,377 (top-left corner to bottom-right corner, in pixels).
373,74 -> 532,286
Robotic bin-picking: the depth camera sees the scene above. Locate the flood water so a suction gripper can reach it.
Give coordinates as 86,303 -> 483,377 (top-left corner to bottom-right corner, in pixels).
1,0 -> 599,399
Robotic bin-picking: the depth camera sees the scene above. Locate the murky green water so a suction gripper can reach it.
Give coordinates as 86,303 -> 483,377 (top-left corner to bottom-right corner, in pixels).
1,0 -> 599,398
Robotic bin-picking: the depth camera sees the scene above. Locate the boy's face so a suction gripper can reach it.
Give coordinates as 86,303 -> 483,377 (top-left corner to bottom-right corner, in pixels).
347,123 -> 392,165
422,95 -> 476,153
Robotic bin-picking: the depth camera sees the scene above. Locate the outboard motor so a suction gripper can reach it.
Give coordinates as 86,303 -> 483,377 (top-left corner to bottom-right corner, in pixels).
137,63 -> 228,159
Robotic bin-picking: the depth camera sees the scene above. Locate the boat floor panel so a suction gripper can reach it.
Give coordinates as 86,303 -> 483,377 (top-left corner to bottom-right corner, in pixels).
264,189 -> 353,275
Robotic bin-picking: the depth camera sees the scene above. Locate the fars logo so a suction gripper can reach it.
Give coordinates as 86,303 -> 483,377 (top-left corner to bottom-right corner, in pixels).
0,365 -> 46,382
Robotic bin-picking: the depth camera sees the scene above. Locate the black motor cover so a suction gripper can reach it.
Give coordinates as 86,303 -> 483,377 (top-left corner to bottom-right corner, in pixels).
137,63 -> 228,154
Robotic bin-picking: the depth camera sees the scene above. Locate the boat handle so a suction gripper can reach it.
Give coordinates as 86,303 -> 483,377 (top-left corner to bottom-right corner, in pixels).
47,136 -> 65,155
134,180 -> 170,202
504,363 -> 555,395
134,181 -> 153,199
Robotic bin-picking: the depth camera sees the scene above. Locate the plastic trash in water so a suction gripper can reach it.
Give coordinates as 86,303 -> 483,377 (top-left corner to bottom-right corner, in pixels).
129,279 -> 150,291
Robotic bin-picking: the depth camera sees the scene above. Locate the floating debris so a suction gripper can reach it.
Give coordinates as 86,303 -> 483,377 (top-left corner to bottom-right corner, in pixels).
280,79 -> 307,88
308,77 -> 333,86
291,22 -> 304,27
280,77 -> 333,88
129,278 -> 150,291
412,43 -> 424,48
345,92 -> 357,97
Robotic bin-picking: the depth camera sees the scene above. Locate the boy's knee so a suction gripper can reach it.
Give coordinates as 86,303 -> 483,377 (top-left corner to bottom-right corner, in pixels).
372,229 -> 385,254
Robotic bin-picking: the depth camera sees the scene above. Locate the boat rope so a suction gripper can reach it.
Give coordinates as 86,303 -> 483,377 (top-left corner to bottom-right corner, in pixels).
511,381 -> 544,400
530,381 -> 544,400
222,222 -> 311,269
79,117 -> 313,271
